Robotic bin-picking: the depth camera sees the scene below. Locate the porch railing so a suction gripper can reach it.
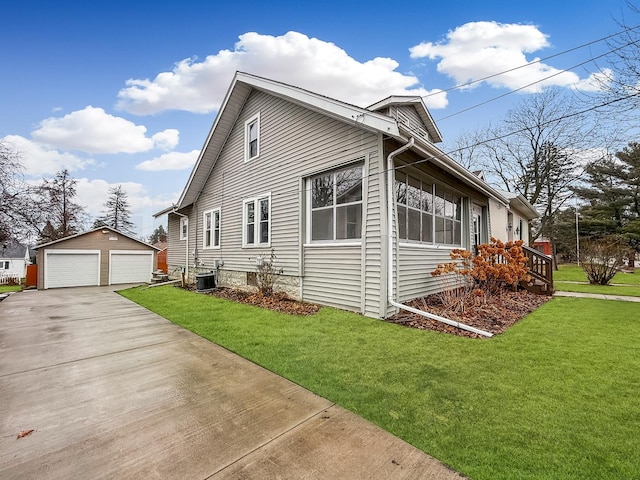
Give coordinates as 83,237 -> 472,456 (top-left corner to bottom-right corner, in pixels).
522,244 -> 554,294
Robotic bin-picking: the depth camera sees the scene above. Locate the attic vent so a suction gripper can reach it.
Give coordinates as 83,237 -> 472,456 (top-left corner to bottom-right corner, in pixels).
416,127 -> 429,141
396,110 -> 410,126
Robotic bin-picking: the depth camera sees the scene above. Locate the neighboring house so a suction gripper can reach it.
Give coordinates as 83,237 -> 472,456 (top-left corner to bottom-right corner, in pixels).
157,72 -> 517,319
0,241 -> 31,279
35,226 -> 159,289
533,237 -> 553,256
489,190 -> 539,245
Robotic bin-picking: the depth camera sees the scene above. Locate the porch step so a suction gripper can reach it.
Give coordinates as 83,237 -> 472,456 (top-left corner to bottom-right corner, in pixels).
520,279 -> 554,296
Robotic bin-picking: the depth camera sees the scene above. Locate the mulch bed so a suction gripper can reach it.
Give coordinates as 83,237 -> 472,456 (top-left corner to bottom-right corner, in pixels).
205,287 -> 321,315
388,289 -> 551,338
190,285 -> 549,337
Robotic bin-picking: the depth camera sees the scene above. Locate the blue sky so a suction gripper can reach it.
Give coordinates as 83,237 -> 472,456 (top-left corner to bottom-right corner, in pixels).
1,0 -> 634,237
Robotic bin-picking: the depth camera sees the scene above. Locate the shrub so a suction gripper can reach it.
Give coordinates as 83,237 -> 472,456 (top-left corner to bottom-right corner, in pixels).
431,238 -> 531,312
580,235 -> 628,285
255,248 -> 283,296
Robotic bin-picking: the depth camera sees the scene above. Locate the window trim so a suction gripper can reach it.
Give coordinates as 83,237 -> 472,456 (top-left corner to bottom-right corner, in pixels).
395,170 -> 463,247
179,217 -> 188,241
242,193 -> 271,248
244,112 -> 260,162
307,163 -> 364,244
202,208 -> 221,249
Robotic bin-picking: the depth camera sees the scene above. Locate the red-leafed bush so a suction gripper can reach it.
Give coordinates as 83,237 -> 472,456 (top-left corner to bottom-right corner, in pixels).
431,238 -> 531,313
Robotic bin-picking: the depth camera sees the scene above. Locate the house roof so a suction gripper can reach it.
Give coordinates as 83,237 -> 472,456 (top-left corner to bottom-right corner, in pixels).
34,226 -> 160,250
168,72 -> 403,213
495,189 -> 539,220
367,96 -> 443,144
1,241 -> 28,259
160,71 -> 509,215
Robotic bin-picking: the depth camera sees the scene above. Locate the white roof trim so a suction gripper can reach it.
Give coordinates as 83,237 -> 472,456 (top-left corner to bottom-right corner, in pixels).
35,226 -> 160,250
367,95 -> 443,144
175,72 -> 402,210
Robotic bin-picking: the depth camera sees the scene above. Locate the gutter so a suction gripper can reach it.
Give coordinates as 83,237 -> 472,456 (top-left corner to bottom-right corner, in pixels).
169,209 -> 190,280
386,137 -> 493,338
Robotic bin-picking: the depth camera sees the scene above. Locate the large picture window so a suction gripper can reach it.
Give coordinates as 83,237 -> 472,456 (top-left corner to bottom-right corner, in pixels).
309,164 -> 363,241
396,171 -> 462,246
243,194 -> 270,247
203,208 -> 220,249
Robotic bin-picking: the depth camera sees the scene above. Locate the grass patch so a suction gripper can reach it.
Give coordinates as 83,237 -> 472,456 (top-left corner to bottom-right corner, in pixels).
556,282 -> 640,297
556,264 -> 640,285
120,285 -> 640,480
555,264 -> 640,297
0,285 -> 22,293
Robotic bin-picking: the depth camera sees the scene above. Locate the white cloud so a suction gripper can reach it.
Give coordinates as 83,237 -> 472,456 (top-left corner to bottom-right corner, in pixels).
2,134 -> 93,177
117,31 -> 448,114
410,21 -> 604,93
136,149 -> 199,171
31,106 -> 180,154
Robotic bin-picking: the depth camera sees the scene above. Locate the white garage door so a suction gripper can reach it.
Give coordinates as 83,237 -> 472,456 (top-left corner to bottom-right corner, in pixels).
109,250 -> 153,285
45,250 -> 100,289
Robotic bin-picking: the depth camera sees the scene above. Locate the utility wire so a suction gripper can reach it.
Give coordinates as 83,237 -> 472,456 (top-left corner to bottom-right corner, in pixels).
423,23 -> 640,99
199,89 -> 640,207
435,36 -> 636,122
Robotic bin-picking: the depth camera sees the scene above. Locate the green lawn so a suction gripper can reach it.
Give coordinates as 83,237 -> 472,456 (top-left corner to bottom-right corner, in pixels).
120,286 -> 640,480
555,264 -> 640,297
0,285 -> 21,293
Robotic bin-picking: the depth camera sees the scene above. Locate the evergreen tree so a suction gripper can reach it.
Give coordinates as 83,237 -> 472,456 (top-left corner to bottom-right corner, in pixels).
572,155 -> 630,236
95,185 -> 136,235
148,224 -> 167,244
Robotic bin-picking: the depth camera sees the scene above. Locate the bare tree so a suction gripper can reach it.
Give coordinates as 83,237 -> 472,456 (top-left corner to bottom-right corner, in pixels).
0,141 -> 24,243
594,3 -> 640,117
471,89 -> 608,245
94,185 -> 136,235
37,169 -> 87,242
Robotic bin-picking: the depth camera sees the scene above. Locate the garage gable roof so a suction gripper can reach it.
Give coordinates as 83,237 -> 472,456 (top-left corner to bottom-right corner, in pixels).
34,226 -> 160,250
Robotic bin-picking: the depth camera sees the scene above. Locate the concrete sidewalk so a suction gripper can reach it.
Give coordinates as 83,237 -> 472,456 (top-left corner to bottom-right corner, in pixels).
0,287 -> 465,479
554,290 -> 640,302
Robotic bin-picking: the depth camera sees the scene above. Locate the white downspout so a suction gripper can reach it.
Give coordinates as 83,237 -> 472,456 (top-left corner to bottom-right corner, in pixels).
172,210 -> 189,280
386,138 -> 493,338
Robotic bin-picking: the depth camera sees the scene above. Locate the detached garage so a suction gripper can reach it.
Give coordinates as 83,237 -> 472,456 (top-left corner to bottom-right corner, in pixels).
36,226 -> 159,289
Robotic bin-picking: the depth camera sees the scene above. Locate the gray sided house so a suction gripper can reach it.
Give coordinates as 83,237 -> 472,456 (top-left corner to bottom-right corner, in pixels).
158,72 -> 512,318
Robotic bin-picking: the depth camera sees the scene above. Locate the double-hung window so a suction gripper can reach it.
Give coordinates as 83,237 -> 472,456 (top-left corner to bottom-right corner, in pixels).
244,113 -> 260,161
243,194 -> 270,247
396,171 -> 462,246
309,164 -> 363,242
0,261 -> 8,270
179,217 -> 188,240
203,208 -> 220,249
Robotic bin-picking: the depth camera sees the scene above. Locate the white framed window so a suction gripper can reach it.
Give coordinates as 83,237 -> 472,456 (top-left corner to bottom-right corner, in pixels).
243,193 -> 271,247
203,208 -> 221,249
244,112 -> 260,161
179,217 -> 188,241
308,164 -> 363,242
396,171 -> 462,246
0,261 -> 9,269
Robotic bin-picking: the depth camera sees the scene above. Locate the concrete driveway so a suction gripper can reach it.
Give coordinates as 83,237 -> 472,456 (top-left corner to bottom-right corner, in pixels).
0,286 -> 464,479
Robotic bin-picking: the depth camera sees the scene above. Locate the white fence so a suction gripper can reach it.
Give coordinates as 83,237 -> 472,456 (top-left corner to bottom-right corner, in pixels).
0,273 -> 21,285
